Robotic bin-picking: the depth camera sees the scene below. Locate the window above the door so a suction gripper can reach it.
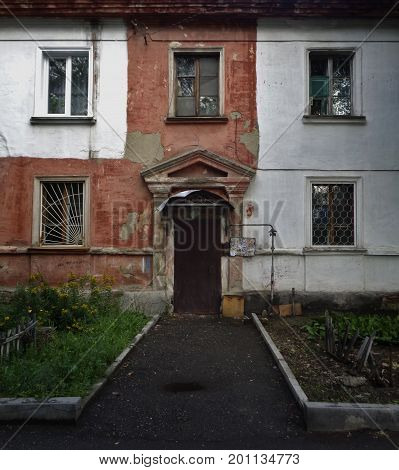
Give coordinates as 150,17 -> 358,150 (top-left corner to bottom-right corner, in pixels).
31,48 -> 95,124
167,48 -> 227,122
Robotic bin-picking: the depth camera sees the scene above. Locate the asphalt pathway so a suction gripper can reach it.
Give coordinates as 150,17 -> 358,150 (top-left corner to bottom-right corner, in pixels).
0,315 -> 398,449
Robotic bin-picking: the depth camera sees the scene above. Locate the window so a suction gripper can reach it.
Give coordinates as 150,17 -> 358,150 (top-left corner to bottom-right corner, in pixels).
173,52 -> 221,117
311,183 -> 355,246
309,52 -> 353,116
38,180 -> 87,246
34,48 -> 93,118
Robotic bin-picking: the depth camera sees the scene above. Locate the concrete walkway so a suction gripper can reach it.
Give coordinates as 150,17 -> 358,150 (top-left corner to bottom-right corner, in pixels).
0,315 -> 398,449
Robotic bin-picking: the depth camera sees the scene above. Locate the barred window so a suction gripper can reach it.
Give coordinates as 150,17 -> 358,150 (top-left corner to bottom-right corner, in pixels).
312,184 -> 355,246
40,181 -> 85,246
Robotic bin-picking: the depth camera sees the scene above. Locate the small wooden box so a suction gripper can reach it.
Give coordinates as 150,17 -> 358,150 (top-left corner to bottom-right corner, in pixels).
278,303 -> 303,317
222,295 -> 244,319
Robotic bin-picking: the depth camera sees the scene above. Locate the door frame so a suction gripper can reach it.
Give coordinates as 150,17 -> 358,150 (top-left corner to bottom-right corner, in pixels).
141,148 -> 255,300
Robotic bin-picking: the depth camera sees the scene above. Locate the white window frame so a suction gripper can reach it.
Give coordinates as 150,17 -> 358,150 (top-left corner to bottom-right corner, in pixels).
168,47 -> 225,117
32,176 -> 90,248
304,47 -> 363,117
305,176 -> 363,249
33,47 -> 94,118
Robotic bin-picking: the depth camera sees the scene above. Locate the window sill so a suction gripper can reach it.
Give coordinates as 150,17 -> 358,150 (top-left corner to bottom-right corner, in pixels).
302,115 -> 366,124
165,116 -> 229,124
30,116 -> 96,125
303,247 -> 367,255
28,247 -> 89,254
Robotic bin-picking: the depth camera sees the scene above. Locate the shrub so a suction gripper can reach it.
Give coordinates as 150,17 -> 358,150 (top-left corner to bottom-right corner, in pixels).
0,273 -> 119,332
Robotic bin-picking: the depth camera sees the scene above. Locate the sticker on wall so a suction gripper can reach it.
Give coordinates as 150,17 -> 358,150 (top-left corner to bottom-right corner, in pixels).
229,237 -> 256,257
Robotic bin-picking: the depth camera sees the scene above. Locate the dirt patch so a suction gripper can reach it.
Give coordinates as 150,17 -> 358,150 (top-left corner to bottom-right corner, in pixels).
263,316 -> 399,404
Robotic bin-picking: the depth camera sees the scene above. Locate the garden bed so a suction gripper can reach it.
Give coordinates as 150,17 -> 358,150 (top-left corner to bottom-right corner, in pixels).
0,309 -> 148,399
262,315 -> 399,405
0,274 -> 149,400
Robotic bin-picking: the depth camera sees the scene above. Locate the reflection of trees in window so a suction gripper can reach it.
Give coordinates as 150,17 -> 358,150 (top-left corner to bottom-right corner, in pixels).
71,56 -> 89,116
176,55 -> 219,117
47,52 -> 89,116
48,58 -> 66,114
312,184 -> 354,245
309,52 -> 352,116
41,182 -> 85,245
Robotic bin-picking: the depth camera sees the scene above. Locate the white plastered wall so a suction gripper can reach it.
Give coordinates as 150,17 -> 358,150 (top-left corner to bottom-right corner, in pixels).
243,18 -> 399,293
0,18 -> 128,159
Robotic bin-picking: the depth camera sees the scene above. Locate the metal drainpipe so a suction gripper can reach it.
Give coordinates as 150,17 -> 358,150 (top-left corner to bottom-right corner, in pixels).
229,223 -> 277,304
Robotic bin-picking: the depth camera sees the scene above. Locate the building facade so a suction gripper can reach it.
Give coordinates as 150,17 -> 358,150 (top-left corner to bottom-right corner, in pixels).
0,1 -> 398,313
243,17 -> 399,308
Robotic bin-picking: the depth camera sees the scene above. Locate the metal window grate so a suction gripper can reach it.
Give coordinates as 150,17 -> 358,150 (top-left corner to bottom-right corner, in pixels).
40,181 -> 85,246
312,184 -> 354,246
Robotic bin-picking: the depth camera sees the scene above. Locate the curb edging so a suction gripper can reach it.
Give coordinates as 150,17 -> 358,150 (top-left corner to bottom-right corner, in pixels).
0,313 -> 162,423
252,313 -> 399,432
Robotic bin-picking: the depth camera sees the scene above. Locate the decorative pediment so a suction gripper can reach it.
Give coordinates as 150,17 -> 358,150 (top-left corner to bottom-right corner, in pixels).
141,148 -> 255,180
141,148 -> 255,198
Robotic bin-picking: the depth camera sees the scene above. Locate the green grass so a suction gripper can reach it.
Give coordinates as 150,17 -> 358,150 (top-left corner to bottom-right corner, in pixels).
0,309 -> 148,398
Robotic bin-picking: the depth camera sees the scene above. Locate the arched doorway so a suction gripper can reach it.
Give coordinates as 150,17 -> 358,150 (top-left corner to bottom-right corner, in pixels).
163,190 -> 230,314
141,148 -> 255,310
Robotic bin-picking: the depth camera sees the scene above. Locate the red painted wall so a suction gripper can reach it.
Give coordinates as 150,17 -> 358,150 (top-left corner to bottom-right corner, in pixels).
127,19 -> 258,166
0,18 -> 257,288
0,158 -> 153,286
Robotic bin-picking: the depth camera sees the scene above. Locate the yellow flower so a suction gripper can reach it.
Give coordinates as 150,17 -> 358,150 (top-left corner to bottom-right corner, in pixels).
4,316 -> 10,321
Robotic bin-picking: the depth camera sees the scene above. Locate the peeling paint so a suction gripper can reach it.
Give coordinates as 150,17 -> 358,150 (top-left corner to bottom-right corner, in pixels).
125,130 -> 164,165
239,128 -> 259,158
119,263 -> 135,278
0,263 -> 8,273
119,206 -> 152,242
120,212 -> 138,242
0,132 -> 10,157
169,41 -> 182,48
229,111 -> 242,120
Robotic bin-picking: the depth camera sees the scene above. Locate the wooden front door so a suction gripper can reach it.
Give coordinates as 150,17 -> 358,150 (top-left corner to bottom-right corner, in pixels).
173,208 -> 222,314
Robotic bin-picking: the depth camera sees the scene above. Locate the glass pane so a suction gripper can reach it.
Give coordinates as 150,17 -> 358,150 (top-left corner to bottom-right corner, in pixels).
176,96 -> 195,116
176,56 -> 195,77
200,76 -> 218,95
48,58 -> 66,114
177,77 -> 194,97
71,55 -> 89,116
333,56 -> 351,78
310,57 -> 328,76
332,97 -> 351,115
199,96 -> 218,116
310,76 -> 329,98
312,184 -> 329,245
312,184 -> 354,246
199,56 -> 218,76
332,77 -> 351,97
311,98 -> 328,116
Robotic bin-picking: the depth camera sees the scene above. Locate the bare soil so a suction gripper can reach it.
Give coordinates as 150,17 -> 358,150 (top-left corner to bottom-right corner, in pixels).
263,315 -> 399,404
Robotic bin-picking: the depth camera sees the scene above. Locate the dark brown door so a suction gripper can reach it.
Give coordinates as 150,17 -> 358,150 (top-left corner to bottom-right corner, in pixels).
173,208 -> 221,314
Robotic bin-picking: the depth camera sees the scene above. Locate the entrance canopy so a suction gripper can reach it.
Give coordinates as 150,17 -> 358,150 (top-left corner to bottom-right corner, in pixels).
157,189 -> 233,212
